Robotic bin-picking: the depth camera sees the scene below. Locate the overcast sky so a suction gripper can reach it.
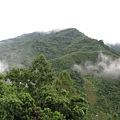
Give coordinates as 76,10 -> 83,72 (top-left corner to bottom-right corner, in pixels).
0,0 -> 120,44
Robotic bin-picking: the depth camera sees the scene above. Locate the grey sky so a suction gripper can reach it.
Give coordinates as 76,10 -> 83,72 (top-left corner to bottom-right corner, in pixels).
0,0 -> 120,44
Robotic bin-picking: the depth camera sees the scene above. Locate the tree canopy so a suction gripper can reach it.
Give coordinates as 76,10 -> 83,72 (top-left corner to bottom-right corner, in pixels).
3,54 -> 89,120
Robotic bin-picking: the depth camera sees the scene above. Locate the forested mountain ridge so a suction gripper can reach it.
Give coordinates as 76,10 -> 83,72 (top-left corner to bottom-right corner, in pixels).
0,28 -> 119,69
0,28 -> 120,119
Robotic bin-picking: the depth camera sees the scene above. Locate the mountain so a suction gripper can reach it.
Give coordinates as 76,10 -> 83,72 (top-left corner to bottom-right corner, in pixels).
0,28 -> 119,69
0,28 -> 120,119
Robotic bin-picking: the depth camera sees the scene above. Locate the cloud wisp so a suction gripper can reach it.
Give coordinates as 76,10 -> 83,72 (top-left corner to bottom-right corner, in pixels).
73,52 -> 120,79
0,61 -> 9,73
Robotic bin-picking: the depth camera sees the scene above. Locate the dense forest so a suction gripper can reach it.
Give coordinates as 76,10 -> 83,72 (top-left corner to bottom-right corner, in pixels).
0,28 -> 120,119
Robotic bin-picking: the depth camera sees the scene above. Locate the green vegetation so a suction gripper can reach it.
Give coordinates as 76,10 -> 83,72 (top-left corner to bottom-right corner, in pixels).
1,28 -> 119,69
1,54 -> 89,120
0,28 -> 120,119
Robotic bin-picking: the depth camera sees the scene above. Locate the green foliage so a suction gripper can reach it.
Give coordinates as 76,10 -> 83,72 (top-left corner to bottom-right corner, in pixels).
38,85 -> 59,109
53,70 -> 75,96
30,54 -> 55,85
40,108 -> 66,120
6,54 -> 55,103
68,95 -> 88,120
17,92 -> 35,120
3,53 -> 89,119
28,54 -> 55,103
5,68 -> 30,91
0,73 -> 5,80
0,28 -> 120,119
70,71 -> 85,93
1,28 -> 119,69
83,75 -> 120,119
0,80 -> 36,120
0,94 -> 22,120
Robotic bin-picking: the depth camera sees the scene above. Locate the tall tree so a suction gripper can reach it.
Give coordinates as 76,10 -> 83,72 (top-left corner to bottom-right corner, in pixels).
28,54 -> 55,103
30,54 -> 55,86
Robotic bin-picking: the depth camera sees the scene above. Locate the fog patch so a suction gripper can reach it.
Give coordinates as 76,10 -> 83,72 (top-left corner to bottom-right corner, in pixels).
0,61 -> 9,73
73,52 -> 120,79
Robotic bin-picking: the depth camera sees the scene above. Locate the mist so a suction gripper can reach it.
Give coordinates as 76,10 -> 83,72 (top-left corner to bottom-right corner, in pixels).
73,52 -> 120,79
0,61 -> 9,73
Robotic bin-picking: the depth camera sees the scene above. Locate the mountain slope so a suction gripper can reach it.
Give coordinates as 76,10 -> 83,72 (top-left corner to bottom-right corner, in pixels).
0,28 -> 120,118
0,28 -> 119,69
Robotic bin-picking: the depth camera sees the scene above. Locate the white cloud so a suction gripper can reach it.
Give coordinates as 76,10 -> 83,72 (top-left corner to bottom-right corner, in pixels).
0,61 -> 9,73
73,52 -> 120,79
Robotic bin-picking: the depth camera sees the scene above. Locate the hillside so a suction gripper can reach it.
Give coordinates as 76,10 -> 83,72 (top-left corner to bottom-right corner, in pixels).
0,28 -> 119,69
0,28 -> 120,119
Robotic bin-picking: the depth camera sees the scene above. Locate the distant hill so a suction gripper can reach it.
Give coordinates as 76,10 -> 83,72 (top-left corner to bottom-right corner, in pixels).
0,28 -> 119,69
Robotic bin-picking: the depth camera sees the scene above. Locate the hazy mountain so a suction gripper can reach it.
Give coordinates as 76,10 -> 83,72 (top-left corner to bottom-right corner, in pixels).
107,43 -> 120,52
0,28 -> 120,118
0,28 -> 119,69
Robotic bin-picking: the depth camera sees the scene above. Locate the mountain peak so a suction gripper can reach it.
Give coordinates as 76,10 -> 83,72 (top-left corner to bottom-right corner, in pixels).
55,28 -> 85,38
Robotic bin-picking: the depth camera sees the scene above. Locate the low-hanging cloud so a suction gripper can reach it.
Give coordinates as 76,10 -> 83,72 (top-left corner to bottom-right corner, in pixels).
73,52 -> 120,79
0,61 -> 9,73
